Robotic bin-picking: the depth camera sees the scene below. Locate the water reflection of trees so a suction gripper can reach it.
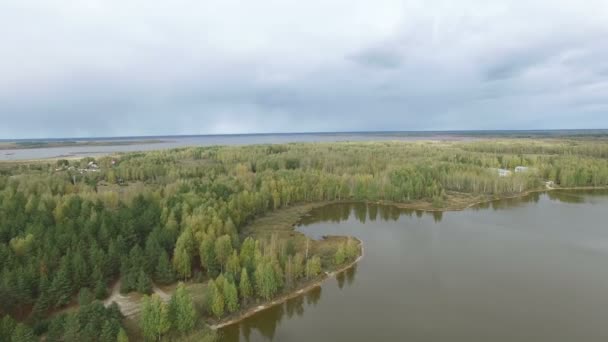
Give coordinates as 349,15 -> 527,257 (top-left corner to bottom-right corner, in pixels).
547,189 -> 608,203
306,286 -> 322,306
300,190 -> 604,228
229,286 -> 323,341
285,293 -> 305,319
337,264 -> 358,289
238,302 -> 285,341
345,264 -> 357,285
337,271 -> 345,289
547,190 -> 585,203
299,203 -> 446,225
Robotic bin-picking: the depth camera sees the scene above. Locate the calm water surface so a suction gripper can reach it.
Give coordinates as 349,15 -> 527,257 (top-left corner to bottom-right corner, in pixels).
222,190 -> 608,342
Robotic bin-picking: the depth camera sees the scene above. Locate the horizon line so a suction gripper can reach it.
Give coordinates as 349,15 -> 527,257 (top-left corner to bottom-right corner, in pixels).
2,128 -> 608,142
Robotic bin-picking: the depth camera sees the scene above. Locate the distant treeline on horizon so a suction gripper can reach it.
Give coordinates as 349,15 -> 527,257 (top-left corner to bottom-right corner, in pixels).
2,129 -> 608,143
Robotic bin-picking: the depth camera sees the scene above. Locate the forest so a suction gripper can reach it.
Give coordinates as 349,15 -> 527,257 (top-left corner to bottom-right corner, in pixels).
1,139 -> 608,341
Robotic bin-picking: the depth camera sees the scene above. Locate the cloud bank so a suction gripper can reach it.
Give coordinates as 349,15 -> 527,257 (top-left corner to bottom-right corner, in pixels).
1,0 -> 607,138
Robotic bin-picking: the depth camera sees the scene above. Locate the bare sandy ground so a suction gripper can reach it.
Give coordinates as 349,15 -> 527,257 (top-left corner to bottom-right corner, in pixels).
103,281 -> 171,318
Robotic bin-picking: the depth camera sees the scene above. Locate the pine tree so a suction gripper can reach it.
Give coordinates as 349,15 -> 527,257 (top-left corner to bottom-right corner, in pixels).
1,315 -> 17,341
144,235 -> 162,274
11,323 -> 36,342
239,268 -> 252,304
225,251 -> 241,280
81,321 -> 97,342
224,281 -> 239,313
46,315 -> 65,342
173,229 -> 195,280
99,320 -> 117,342
136,269 -> 152,294
207,280 -> 224,319
51,258 -> 73,308
94,277 -> 107,300
32,273 -> 51,319
78,287 -> 94,306
239,237 -> 256,273
154,251 -> 175,285
120,257 -> 136,294
141,294 -> 170,342
63,314 -> 81,342
199,237 -> 218,277
214,235 -> 233,272
172,282 -> 196,334
71,250 -> 89,290
254,260 -> 278,300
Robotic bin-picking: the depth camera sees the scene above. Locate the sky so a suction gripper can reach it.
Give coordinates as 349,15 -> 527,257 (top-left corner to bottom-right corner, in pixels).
1,0 -> 608,138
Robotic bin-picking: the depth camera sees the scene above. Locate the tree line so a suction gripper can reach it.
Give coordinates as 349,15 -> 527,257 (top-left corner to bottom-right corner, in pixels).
1,139 -> 607,340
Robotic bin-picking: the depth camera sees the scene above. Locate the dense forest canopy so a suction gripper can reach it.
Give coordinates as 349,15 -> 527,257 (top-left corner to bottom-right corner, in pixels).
1,139 -> 607,341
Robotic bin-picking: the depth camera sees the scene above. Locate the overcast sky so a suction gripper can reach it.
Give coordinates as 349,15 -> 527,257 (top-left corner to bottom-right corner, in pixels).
1,0 -> 608,138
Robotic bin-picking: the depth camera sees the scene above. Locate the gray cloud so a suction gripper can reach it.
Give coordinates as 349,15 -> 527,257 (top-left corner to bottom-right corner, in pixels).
0,0 -> 607,138
348,46 -> 403,69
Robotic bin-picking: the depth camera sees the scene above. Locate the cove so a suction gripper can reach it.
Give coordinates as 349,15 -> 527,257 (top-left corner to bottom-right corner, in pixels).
221,190 -> 608,341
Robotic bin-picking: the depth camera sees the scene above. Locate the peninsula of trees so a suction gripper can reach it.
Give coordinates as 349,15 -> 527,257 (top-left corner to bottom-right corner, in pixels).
1,139 -> 608,341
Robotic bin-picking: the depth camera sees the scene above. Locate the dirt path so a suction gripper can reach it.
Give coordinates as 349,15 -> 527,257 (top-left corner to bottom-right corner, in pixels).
103,280 -> 171,318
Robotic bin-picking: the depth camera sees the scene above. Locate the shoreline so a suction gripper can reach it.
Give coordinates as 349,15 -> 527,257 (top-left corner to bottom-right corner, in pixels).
209,238 -> 364,330
370,185 -> 608,213
208,186 -> 606,329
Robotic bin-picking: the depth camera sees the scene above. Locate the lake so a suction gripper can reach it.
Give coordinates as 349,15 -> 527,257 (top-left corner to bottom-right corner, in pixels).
221,190 -> 608,341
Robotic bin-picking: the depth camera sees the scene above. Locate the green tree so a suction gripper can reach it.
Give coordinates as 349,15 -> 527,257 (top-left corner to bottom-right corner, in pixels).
214,235 -> 233,272
171,282 -> 197,334
63,314 -> 81,342
207,280 -> 225,319
100,320 -> 117,342
293,253 -> 305,280
224,281 -> 239,313
306,256 -> 322,279
173,229 -> 195,280
254,260 -> 278,300
117,328 -> 129,342
136,269 -> 152,294
239,268 -> 252,304
78,287 -> 94,306
334,244 -> 346,265
1,315 -> 17,340
32,273 -> 51,318
94,277 -> 108,300
239,237 -> 256,272
51,257 -> 73,307
154,251 -> 175,285
11,323 -> 36,342
345,238 -> 358,260
141,294 -> 170,341
225,251 -> 241,280
199,237 -> 218,277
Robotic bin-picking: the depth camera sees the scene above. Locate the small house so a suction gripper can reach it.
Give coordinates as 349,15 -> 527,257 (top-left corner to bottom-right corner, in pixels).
515,166 -> 529,173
